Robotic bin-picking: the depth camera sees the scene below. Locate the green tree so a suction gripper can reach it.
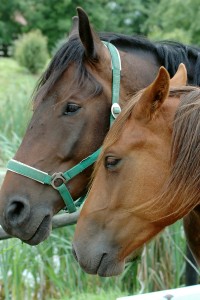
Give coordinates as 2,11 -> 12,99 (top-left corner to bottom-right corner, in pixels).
70,0 -> 150,35
0,0 -> 27,56
23,0 -> 73,50
143,0 -> 200,45
14,30 -> 49,74
19,0 -> 152,51
1,0 -> 200,56
0,0 -> 158,55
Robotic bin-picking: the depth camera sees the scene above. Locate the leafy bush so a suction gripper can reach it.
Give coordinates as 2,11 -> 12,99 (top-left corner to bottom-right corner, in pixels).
14,30 -> 49,74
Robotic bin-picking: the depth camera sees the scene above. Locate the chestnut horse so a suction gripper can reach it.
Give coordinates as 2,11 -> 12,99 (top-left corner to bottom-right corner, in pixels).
0,9 -> 199,277
72,65 -> 200,277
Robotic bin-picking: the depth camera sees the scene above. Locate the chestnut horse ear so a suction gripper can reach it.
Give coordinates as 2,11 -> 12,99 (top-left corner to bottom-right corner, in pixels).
134,67 -> 170,119
69,16 -> 79,37
170,63 -> 187,87
77,7 -> 104,60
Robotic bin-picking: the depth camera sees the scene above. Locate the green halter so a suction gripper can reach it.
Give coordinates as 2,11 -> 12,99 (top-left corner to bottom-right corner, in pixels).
7,41 -> 121,213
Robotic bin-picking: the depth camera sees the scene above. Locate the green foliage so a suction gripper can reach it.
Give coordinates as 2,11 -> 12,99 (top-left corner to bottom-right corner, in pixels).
144,0 -> 200,45
14,30 -> 49,74
1,221 -> 198,299
0,58 -> 36,166
1,0 -> 150,52
148,28 -> 192,45
0,0 -> 26,55
1,0 -> 200,55
0,226 -> 127,300
22,0 -> 73,50
0,58 -> 35,134
22,0 -> 146,49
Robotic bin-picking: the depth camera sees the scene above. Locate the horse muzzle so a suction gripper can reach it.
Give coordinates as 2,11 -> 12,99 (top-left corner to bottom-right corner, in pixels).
72,232 -> 126,277
0,192 -> 52,245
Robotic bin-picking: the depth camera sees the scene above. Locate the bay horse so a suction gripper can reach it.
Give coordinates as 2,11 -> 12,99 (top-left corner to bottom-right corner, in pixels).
72,65 -> 200,277
0,8 -> 199,274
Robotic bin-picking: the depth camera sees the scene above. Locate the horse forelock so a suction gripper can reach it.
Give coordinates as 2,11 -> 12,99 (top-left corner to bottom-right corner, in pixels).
32,35 -> 102,103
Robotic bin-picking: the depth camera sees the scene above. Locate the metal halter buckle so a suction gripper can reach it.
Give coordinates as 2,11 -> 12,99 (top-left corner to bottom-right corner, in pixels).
51,172 -> 66,189
111,103 -> 121,119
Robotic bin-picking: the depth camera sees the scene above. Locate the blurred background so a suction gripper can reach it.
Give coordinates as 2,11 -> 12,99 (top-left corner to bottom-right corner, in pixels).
0,0 -> 200,299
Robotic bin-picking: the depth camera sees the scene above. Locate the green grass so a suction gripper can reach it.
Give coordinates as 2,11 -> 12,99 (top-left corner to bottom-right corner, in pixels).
0,226 -> 129,300
0,57 -> 37,166
1,223 -> 198,300
0,58 -> 36,136
0,58 -> 199,300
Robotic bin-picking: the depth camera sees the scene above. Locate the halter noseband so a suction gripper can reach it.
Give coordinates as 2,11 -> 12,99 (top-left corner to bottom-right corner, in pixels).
7,41 -> 121,213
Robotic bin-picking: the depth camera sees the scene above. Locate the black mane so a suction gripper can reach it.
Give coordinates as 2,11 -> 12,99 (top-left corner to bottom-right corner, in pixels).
35,32 -> 200,100
100,33 -> 200,85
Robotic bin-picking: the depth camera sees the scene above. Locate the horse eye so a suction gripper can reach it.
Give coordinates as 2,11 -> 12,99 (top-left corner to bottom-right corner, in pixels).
64,103 -> 81,116
105,156 -> 121,170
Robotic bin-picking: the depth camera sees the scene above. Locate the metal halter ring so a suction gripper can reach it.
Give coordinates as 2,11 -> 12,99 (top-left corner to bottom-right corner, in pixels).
111,103 -> 121,119
51,172 -> 67,189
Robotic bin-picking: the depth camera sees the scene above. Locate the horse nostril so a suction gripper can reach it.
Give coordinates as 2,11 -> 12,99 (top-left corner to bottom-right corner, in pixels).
10,201 -> 24,215
5,197 -> 30,227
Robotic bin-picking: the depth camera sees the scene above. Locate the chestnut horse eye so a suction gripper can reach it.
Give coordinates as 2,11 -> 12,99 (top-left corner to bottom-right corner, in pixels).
64,103 -> 81,116
105,156 -> 121,170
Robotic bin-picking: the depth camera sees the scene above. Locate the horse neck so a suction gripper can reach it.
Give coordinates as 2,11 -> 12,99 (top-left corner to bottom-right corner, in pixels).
118,49 -> 160,108
118,39 -> 200,89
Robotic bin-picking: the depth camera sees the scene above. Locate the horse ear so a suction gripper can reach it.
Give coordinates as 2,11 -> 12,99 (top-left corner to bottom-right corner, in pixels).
170,63 -> 187,87
77,7 -> 104,60
134,67 -> 170,120
69,16 -> 79,38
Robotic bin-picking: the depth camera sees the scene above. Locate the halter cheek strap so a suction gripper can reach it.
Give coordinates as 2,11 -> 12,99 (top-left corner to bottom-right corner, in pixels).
6,41 -> 121,213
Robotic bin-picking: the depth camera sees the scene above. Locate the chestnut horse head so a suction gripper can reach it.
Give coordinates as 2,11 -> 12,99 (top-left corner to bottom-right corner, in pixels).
1,7 -> 200,245
73,65 -> 200,276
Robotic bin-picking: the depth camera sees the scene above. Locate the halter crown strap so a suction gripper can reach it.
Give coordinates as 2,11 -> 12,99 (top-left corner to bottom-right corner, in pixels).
103,41 -> 121,124
6,42 -> 121,213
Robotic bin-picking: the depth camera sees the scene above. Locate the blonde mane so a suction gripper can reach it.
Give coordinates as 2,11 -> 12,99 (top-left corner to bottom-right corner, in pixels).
154,88 -> 200,223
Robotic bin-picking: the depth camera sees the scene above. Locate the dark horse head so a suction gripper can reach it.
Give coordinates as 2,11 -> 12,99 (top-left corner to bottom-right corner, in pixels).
1,8 -> 200,245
